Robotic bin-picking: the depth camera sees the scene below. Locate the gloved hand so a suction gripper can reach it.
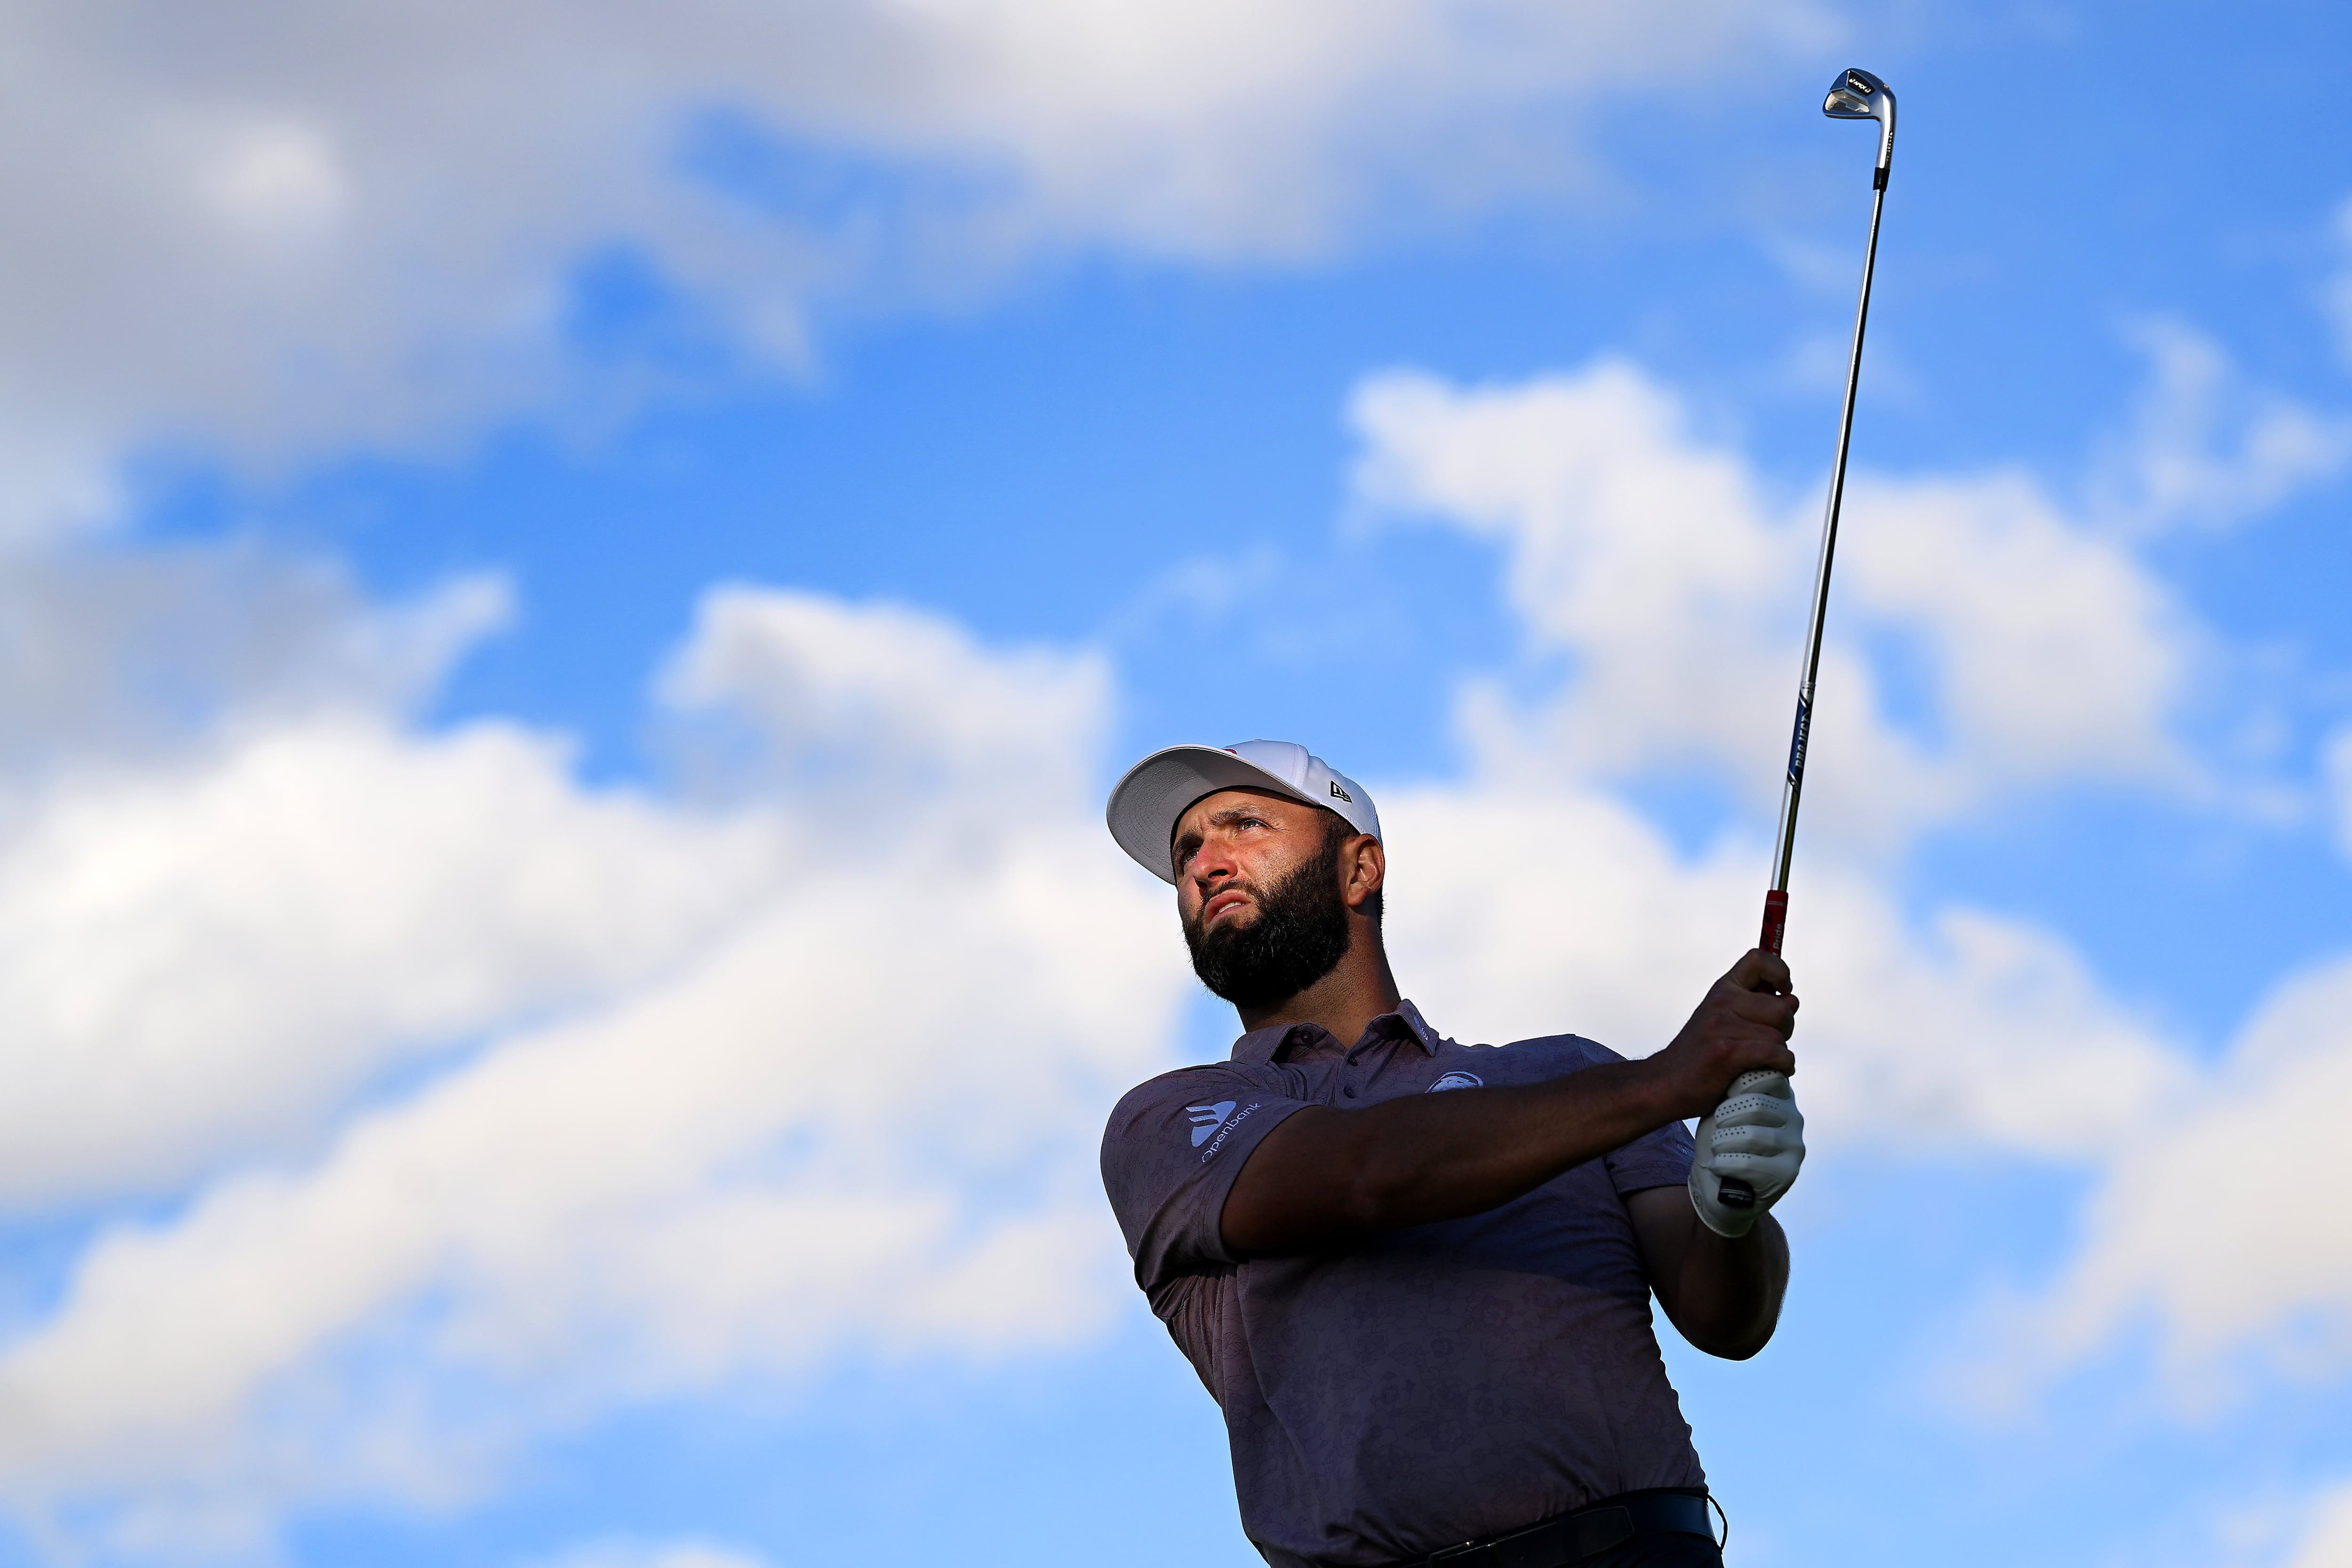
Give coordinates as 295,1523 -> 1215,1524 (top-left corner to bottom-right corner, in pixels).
1688,1069 -> 1805,1239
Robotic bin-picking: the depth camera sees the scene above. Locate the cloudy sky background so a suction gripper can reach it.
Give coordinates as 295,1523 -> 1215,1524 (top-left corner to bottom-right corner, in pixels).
0,1 -> 2347,1564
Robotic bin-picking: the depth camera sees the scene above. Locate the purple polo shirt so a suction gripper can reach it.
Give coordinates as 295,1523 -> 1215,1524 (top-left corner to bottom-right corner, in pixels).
1100,1001 -> 1704,1568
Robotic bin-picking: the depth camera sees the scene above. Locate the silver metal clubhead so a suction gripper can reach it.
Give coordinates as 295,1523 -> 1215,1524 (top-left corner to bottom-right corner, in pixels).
1822,67 -> 1884,118
1821,66 -> 1896,176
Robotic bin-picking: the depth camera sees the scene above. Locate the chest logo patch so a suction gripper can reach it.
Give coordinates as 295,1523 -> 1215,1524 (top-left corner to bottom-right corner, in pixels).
1426,1071 -> 1484,1092
1187,1101 -> 1239,1146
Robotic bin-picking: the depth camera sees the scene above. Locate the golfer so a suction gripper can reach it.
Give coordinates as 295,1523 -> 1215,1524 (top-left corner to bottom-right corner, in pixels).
1099,741 -> 1806,1568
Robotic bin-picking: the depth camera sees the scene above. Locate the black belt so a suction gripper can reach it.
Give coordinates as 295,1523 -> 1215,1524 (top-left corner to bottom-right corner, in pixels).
1423,1489 -> 1718,1568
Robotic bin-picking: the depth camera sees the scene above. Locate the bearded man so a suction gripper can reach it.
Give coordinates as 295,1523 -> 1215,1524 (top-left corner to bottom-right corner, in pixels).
1099,741 -> 1806,1568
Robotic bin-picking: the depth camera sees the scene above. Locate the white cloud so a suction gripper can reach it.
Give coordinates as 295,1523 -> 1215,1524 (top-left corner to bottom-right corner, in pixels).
0,547 -> 816,1211
0,711 -> 778,1205
1328,358 -> 2206,1177
657,584 -> 1110,819
0,585 -> 1189,1559
1380,782 -> 2187,1167
2089,317 -> 2352,533
1350,362 -> 1795,791
0,547 -> 508,781
2001,953 -> 2352,1398
1348,360 -> 2201,849
2285,1482 -> 2352,1568
0,0 -> 1832,532
1839,466 -> 2195,788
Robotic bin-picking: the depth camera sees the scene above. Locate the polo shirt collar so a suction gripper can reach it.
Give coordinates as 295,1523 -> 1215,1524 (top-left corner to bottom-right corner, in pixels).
1230,998 -> 1445,1065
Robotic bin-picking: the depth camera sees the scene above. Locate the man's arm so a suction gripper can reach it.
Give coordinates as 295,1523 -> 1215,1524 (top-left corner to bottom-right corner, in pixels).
1627,1186 -> 1788,1359
1219,950 -> 1798,1256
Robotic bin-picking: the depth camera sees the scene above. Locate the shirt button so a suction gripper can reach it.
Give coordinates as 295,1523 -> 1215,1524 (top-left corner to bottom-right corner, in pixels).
1343,1086 -> 1357,1098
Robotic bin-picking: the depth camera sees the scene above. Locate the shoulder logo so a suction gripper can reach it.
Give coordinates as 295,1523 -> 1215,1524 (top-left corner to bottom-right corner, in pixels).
1426,1071 -> 1483,1092
1187,1101 -> 1239,1147
1328,780 -> 1352,803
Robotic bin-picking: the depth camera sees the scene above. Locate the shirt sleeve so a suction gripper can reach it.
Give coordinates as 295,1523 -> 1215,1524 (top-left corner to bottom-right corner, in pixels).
1605,1115 -> 1697,1195
1539,1034 -> 1698,1196
1099,1065 -> 1311,1294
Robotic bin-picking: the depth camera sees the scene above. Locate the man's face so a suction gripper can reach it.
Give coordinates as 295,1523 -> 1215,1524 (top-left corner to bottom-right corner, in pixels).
1171,788 -> 1327,925
1172,788 -> 1356,1008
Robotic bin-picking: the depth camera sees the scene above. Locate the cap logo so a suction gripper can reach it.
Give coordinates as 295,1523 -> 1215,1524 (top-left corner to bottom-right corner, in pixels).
1328,781 -> 1351,803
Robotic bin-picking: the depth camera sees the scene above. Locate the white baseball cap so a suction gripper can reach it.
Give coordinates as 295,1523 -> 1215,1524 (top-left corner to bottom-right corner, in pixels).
1105,740 -> 1381,884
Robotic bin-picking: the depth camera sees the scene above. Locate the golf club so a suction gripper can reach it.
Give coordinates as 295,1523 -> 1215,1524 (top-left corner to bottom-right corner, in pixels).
1717,67 -> 1896,1211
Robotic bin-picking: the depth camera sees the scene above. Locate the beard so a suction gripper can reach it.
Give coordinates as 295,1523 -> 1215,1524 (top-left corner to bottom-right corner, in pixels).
1183,829 -> 1352,1009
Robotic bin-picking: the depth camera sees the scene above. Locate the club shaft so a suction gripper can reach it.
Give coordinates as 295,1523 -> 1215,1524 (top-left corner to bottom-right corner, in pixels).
1759,175 -> 1888,958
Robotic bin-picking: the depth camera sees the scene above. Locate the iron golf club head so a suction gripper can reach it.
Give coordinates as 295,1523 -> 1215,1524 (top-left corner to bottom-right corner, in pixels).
1822,66 -> 1896,179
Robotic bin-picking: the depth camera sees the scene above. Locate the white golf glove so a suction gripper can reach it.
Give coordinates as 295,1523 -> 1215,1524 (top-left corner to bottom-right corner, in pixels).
1688,1070 -> 1805,1239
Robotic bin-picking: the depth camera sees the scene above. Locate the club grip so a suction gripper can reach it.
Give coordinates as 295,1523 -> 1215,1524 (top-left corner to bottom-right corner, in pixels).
1759,890 -> 1788,955
1717,1177 -> 1756,1208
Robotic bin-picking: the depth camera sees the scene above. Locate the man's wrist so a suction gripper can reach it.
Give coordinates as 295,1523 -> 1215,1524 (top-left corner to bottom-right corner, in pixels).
1687,1188 -> 1761,1243
1615,1054 -> 1690,1129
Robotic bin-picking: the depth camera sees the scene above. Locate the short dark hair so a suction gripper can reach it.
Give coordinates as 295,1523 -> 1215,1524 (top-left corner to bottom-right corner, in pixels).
1321,808 -> 1383,924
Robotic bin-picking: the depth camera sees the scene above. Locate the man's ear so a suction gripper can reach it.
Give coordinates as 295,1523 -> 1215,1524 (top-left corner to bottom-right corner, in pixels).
1343,835 -> 1385,911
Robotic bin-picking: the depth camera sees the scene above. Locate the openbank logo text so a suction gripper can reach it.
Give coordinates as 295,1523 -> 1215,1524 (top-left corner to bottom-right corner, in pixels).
1192,1100 -> 1262,1162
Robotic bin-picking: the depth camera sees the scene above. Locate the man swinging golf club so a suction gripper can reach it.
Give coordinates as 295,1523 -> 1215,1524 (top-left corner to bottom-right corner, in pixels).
1099,741 -> 1806,1568
1099,64 -> 1894,1568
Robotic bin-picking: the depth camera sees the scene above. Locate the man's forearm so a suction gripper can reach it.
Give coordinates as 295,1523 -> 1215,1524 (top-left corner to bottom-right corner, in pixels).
1219,951 -> 1800,1258
1221,1060 -> 1680,1254
1629,1187 -> 1788,1359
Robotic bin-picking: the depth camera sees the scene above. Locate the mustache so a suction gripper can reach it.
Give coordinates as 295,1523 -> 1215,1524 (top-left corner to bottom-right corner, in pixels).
1184,880 -> 1264,938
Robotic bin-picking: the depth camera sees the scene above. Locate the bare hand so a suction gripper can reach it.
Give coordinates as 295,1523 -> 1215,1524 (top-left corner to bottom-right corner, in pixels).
1650,950 -> 1798,1121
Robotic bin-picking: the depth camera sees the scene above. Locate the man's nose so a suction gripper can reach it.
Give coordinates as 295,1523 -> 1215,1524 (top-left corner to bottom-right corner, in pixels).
1189,839 -> 1238,886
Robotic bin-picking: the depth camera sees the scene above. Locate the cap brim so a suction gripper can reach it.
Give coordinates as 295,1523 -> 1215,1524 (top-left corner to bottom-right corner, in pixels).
1105,745 -> 1322,884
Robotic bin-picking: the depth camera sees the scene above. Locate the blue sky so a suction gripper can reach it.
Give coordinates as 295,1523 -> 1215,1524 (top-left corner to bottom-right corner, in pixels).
2,2 -> 2352,1566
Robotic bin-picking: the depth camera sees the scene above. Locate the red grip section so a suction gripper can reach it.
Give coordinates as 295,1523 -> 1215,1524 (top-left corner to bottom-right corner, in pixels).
1759,890 -> 1788,955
